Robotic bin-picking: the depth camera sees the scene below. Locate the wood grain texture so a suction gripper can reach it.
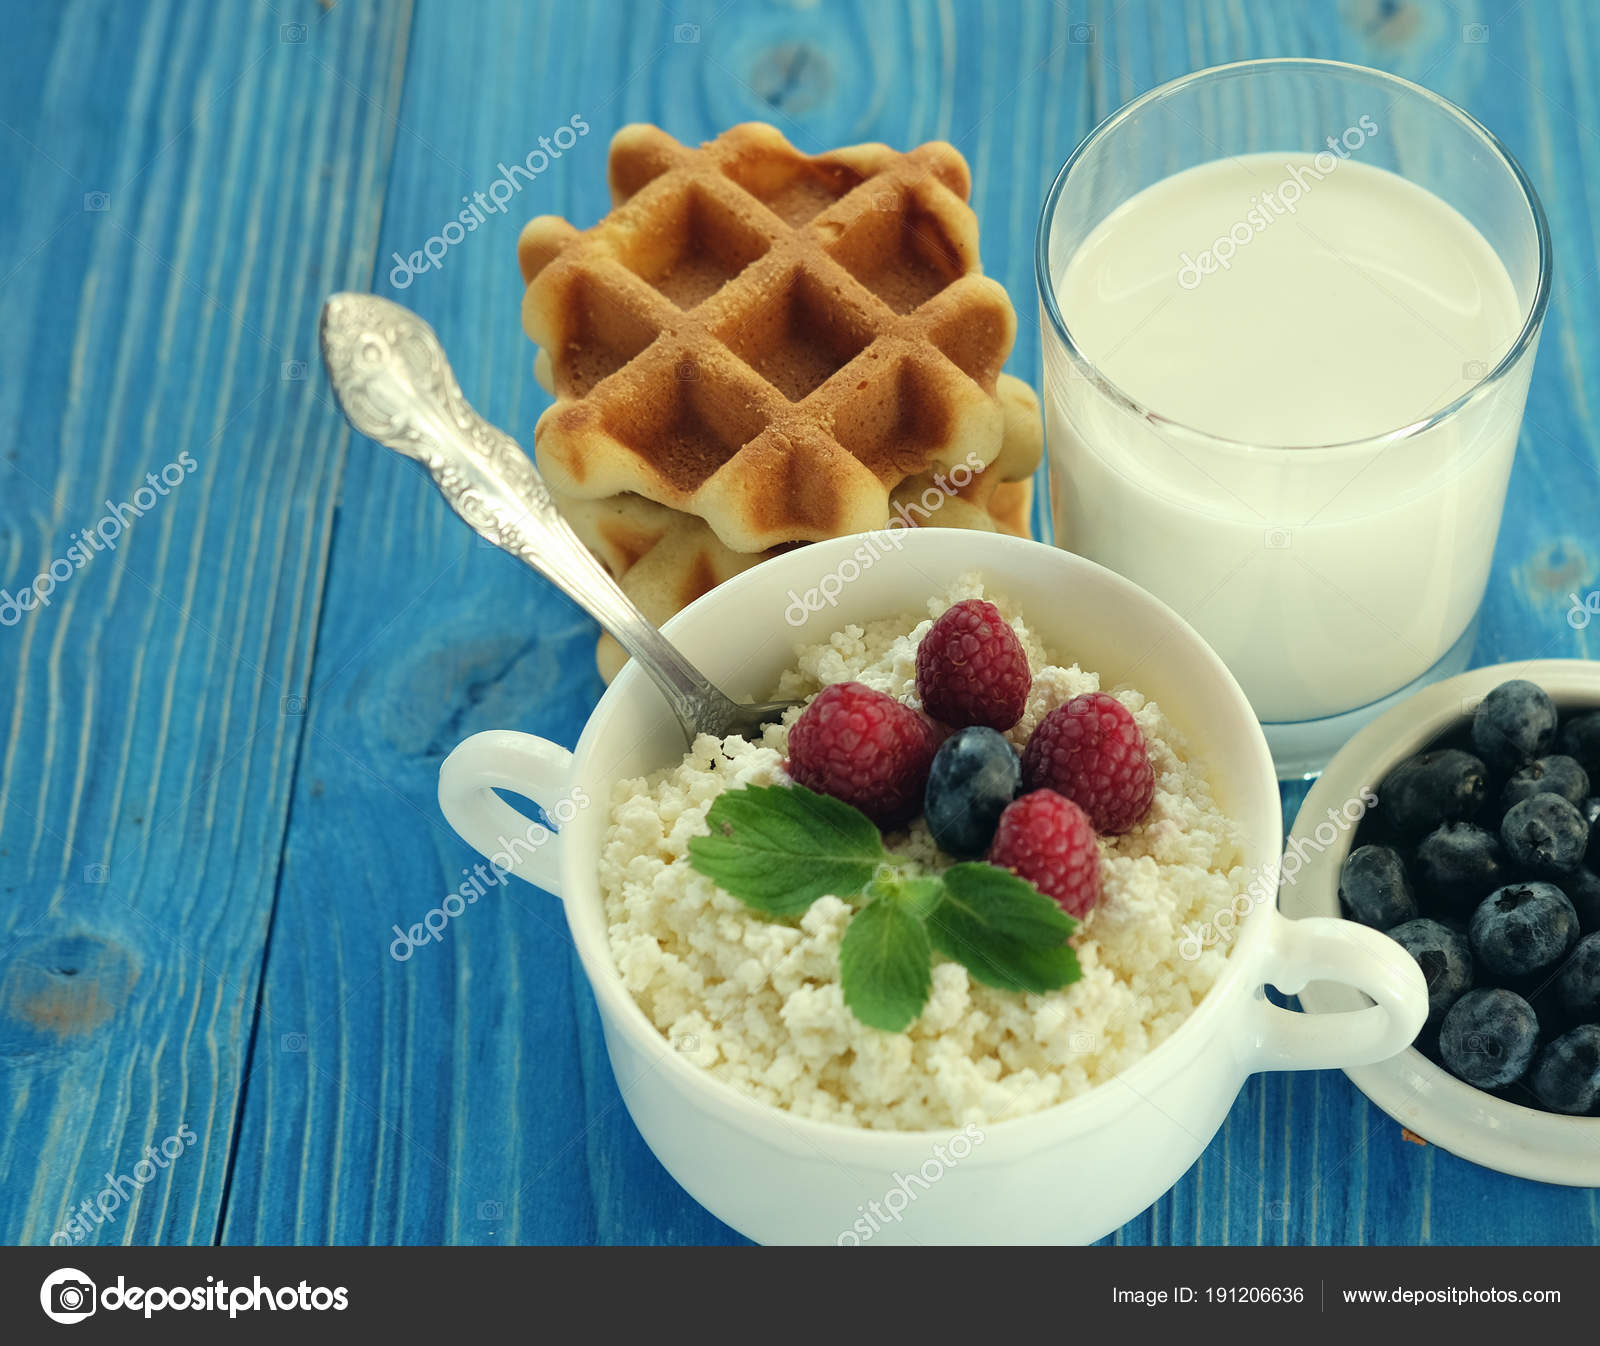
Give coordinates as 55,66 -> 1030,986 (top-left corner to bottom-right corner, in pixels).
2,0 -> 1599,1247
0,0 -> 411,1244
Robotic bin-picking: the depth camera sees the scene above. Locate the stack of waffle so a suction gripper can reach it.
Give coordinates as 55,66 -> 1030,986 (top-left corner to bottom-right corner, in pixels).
517,122 -> 1043,680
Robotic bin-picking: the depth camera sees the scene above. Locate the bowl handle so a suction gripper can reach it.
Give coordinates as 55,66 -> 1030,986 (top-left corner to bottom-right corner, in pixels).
1243,913 -> 1429,1072
437,730 -> 579,898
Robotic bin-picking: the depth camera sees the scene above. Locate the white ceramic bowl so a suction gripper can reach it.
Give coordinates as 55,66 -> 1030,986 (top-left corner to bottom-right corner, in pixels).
1281,658 -> 1600,1186
439,530 -> 1427,1243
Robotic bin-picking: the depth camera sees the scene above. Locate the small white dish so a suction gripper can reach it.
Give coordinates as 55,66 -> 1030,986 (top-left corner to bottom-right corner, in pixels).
439,530 -> 1427,1243
1282,658 -> 1600,1187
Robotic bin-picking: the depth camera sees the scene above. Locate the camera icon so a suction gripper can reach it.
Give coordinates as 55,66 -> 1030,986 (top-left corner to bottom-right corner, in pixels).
872,190 -> 901,212
52,1279 -> 94,1315
477,1199 -> 505,1220
83,863 -> 110,884
1464,1031 -> 1496,1055
1264,528 -> 1293,549
281,694 -> 307,715
281,23 -> 307,43
1068,1031 -> 1096,1053
281,360 -> 308,382
1460,694 -> 1485,715
674,1033 -> 700,1053
40,1269 -> 97,1324
1463,22 -> 1488,43
280,1032 -> 308,1053
675,23 -> 700,44
1070,22 -> 1095,43
82,191 -> 110,213
1462,359 -> 1490,380
1264,1199 -> 1290,1220
675,359 -> 700,382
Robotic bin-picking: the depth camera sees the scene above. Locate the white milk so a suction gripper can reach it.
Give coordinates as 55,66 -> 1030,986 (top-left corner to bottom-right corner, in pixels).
1045,153 -> 1529,723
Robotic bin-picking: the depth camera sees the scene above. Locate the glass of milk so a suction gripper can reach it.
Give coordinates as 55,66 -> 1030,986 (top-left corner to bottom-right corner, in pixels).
1036,59 -> 1550,778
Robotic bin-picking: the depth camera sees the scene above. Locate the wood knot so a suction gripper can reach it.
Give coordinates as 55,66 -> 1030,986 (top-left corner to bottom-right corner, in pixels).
1342,0 -> 1422,46
748,42 -> 834,118
1522,538 -> 1591,599
0,934 -> 138,1055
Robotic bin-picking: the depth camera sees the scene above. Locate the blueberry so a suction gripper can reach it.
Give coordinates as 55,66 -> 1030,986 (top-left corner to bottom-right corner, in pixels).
1337,844 -> 1417,929
1558,711 -> 1600,779
1529,1025 -> 1600,1114
1378,749 -> 1487,837
1469,882 -> 1579,979
1500,754 -> 1590,811
1387,918 -> 1474,1026
1472,678 -> 1558,774
1501,793 -> 1589,874
1413,822 -> 1507,912
1563,867 -> 1600,935
923,725 -> 1022,858
1439,987 -> 1540,1088
1556,931 -> 1600,1022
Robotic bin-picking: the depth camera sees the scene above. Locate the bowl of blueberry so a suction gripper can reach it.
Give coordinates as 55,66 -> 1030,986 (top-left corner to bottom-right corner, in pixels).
1281,660 -> 1600,1185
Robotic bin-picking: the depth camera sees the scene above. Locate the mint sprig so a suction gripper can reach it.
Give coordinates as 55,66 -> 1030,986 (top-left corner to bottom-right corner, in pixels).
687,784 -> 1081,1031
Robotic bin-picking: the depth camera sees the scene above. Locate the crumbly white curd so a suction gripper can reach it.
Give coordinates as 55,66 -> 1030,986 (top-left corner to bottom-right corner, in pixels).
598,576 -> 1248,1130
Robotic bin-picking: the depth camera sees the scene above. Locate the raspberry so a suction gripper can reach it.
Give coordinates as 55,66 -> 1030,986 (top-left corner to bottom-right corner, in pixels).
915,599 -> 1031,731
1021,693 -> 1153,834
987,790 -> 1101,918
787,681 -> 939,828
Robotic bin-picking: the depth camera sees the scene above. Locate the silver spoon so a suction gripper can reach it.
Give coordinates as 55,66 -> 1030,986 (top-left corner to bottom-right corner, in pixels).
318,292 -> 797,743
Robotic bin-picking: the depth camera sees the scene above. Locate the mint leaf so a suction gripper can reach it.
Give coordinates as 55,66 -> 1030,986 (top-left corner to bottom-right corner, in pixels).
938,864 -> 1078,943
839,895 -> 933,1031
688,784 -> 886,916
928,863 -> 1081,994
862,869 -> 945,921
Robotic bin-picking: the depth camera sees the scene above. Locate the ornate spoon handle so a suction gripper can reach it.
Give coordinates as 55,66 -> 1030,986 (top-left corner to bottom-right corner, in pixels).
318,292 -> 758,742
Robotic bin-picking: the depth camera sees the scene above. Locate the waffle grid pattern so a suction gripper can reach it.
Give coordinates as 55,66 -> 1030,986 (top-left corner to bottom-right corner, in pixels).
519,123 -> 1037,554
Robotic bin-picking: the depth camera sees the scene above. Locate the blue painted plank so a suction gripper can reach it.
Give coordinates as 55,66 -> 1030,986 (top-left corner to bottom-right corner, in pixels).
0,0 -> 410,1244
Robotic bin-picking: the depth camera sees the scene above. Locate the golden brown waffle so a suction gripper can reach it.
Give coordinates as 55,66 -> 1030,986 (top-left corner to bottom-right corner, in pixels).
584,480 -> 1036,682
519,122 -> 1037,554
568,442 -> 1038,682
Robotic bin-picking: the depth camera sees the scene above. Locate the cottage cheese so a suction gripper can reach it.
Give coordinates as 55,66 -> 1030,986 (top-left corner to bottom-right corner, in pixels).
599,576 -> 1248,1130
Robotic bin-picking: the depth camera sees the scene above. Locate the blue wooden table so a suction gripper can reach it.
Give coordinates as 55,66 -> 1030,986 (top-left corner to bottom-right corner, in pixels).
3,0 -> 1598,1246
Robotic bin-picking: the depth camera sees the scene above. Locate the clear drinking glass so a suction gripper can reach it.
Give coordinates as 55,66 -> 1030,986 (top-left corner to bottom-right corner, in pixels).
1035,59 -> 1551,778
